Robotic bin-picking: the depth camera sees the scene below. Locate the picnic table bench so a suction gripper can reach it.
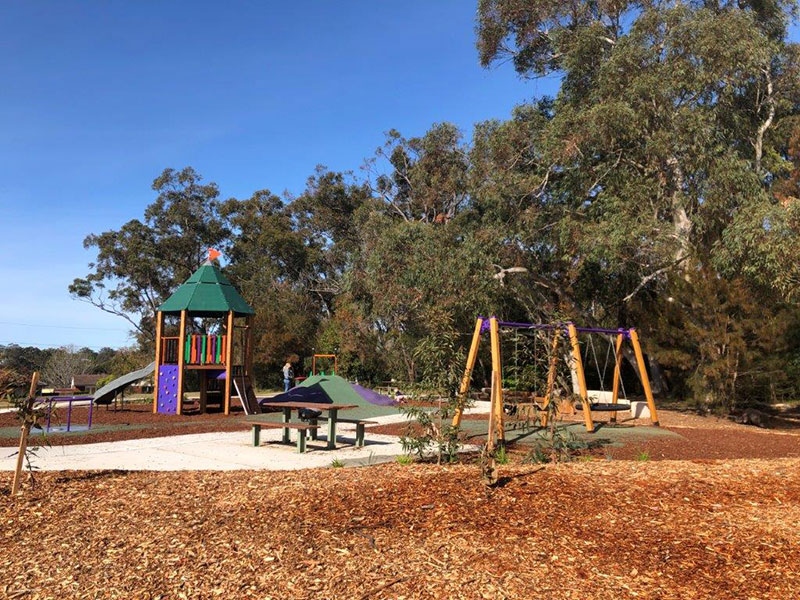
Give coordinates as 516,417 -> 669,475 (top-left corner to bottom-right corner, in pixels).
311,417 -> 378,447
249,420 -> 319,453
252,401 -> 359,452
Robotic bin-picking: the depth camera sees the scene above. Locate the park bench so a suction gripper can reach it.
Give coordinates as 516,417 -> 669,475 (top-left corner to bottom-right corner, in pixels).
250,421 -> 319,453
311,417 -> 378,447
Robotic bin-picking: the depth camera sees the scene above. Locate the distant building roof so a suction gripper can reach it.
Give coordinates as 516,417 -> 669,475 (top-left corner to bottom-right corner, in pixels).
71,374 -> 108,387
157,262 -> 254,317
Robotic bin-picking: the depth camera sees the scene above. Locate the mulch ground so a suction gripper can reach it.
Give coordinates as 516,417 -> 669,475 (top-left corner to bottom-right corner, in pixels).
604,426 -> 800,461
5,404 -> 800,464
3,459 -> 800,599
372,409 -> 800,461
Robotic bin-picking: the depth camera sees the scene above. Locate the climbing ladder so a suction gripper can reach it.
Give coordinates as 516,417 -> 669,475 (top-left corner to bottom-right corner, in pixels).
233,375 -> 261,415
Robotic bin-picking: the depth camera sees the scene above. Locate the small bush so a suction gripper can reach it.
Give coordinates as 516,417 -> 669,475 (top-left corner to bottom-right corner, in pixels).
494,445 -> 510,465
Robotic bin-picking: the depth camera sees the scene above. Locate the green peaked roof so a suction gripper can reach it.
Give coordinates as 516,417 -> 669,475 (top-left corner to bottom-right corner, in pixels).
158,262 -> 254,316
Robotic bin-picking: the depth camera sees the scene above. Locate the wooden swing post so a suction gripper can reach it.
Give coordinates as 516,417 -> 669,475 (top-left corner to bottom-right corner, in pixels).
609,333 -> 625,423
452,317 -> 484,428
489,317 -> 505,445
629,328 -> 660,426
540,330 -> 561,427
567,323 -> 595,433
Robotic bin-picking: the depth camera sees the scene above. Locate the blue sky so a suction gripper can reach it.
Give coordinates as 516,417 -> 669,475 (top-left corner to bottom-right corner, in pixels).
0,1 -> 555,350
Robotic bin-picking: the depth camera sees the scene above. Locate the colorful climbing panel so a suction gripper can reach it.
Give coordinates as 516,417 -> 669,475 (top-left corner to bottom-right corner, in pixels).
157,364 -> 179,414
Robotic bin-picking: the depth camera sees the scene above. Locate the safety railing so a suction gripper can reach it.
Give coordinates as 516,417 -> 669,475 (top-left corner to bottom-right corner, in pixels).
185,334 -> 226,365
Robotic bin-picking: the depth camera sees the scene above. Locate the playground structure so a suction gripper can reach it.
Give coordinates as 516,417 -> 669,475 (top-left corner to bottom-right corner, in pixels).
452,316 -> 660,447
35,394 -> 95,433
311,353 -> 337,376
153,250 -> 260,416
93,361 -> 156,409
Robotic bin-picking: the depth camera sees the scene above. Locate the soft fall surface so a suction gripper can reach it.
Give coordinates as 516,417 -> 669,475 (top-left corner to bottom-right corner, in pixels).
2,459 -> 800,599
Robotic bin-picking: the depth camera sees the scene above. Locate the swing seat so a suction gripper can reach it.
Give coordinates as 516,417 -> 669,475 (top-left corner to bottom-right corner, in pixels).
577,402 -> 632,412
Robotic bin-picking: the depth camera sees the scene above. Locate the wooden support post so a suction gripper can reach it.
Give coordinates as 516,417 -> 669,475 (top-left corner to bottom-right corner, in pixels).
176,310 -> 187,415
152,311 -> 164,414
540,330 -> 561,427
489,317 -> 505,445
282,407 -> 291,443
629,328 -> 660,426
567,323 -> 595,433
610,333 -> 624,423
327,409 -> 338,450
452,317 -> 484,428
486,370 -> 499,452
11,372 -> 40,495
356,423 -> 366,447
224,310 -> 234,415
245,315 -> 254,378
199,371 -> 208,414
252,424 -> 261,447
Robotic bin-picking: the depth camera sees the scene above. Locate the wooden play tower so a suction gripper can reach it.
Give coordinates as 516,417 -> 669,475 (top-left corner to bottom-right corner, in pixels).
153,250 -> 259,415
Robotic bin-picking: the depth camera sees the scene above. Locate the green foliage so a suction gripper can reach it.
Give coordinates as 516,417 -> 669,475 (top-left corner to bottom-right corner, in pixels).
525,406 -> 593,465
330,459 -> 345,468
399,401 -> 462,465
636,451 -> 651,462
494,445 -> 510,465
524,429 -> 591,464
395,454 -> 414,465
0,345 -> 52,379
70,167 -> 229,343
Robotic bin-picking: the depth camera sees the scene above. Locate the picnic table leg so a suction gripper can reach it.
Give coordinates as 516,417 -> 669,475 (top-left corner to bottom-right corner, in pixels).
282,407 -> 291,444
356,423 -> 365,447
297,429 -> 307,453
327,409 -> 338,450
252,424 -> 261,447
310,418 -> 318,440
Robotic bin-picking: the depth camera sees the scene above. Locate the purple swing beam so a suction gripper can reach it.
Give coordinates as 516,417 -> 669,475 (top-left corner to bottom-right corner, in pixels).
478,316 -> 632,337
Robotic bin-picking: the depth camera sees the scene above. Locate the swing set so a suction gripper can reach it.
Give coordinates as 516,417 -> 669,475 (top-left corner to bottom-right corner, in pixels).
452,316 -> 660,447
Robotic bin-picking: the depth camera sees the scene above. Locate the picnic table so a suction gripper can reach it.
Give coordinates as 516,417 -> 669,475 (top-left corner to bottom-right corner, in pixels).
256,401 -> 358,451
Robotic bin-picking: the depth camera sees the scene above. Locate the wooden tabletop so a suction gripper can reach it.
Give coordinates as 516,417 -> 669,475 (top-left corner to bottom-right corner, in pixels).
259,402 -> 358,411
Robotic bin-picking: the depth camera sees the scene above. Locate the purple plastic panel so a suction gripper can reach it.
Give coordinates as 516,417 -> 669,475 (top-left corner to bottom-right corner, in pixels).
351,383 -> 396,406
157,365 -> 179,414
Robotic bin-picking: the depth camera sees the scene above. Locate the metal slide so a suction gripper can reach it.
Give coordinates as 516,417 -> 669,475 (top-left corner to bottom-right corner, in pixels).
93,362 -> 156,405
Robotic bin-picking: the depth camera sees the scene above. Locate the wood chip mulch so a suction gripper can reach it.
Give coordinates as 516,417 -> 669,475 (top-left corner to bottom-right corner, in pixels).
3,458 -> 800,599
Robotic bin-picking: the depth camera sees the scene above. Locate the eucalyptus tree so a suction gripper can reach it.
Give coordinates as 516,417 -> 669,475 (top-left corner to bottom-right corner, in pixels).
70,167 -> 229,341
474,0 -> 800,406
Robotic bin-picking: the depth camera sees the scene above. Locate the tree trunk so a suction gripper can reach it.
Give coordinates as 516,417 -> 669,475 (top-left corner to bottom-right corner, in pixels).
666,156 -> 692,279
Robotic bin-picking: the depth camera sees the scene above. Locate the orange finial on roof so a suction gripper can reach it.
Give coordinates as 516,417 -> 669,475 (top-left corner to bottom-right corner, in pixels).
207,248 -> 221,262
